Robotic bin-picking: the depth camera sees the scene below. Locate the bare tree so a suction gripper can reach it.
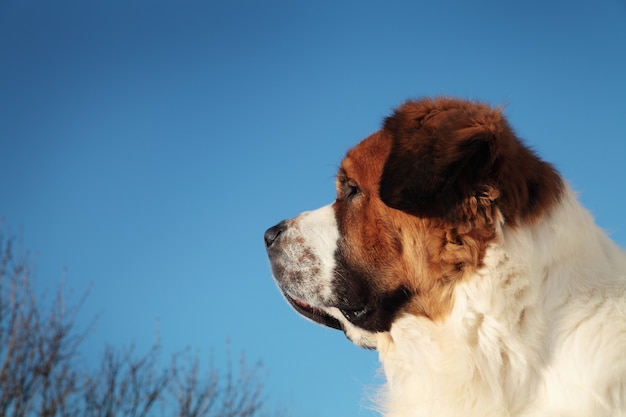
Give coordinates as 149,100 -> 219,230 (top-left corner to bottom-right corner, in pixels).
0,227 -> 276,417
0,232 -> 88,417
169,348 -> 219,417
168,344 -> 265,417
82,344 -> 169,417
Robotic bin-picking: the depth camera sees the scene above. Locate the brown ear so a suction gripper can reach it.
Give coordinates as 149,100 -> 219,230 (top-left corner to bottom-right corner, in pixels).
379,98 -> 501,217
379,97 -> 564,223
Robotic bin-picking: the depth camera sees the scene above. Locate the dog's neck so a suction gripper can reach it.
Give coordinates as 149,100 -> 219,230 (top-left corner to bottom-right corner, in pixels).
375,184 -> 626,417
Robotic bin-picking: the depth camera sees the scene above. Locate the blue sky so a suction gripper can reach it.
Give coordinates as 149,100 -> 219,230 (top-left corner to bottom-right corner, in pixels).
1,1 -> 625,416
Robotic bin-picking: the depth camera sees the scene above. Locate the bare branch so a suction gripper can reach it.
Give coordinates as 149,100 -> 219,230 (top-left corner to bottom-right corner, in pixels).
0,225 -> 283,417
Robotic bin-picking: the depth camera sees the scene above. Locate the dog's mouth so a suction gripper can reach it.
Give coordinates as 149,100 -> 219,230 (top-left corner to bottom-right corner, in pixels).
285,294 -> 342,330
284,293 -> 370,330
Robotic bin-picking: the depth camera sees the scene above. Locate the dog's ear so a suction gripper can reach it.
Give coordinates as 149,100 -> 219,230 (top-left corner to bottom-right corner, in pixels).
379,99 -> 502,217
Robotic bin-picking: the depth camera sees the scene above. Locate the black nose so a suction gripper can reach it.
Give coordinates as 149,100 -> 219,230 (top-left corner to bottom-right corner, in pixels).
264,221 -> 286,249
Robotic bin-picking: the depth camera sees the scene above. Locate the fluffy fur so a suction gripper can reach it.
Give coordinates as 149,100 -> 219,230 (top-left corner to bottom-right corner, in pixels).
378,187 -> 626,416
265,97 -> 626,416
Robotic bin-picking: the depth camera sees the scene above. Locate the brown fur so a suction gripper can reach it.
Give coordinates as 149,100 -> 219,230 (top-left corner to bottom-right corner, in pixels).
333,97 -> 564,322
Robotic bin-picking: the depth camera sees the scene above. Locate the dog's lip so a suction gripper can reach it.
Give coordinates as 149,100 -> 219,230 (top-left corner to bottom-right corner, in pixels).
338,306 -> 369,325
284,294 -> 343,330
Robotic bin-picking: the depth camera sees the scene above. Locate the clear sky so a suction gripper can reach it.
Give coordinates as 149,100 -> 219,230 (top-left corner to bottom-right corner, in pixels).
1,1 -> 625,416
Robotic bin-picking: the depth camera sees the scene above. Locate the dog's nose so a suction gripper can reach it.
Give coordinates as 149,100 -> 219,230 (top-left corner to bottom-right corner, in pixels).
264,221 -> 286,249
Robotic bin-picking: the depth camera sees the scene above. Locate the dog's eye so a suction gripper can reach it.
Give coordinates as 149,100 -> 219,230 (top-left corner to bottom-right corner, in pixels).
337,173 -> 362,202
347,183 -> 360,199
341,180 -> 361,201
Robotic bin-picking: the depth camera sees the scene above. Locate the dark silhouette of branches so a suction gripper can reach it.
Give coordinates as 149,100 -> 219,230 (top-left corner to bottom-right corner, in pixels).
0,227 -> 276,417
82,344 -> 169,417
169,349 -> 220,417
219,346 -> 264,417
0,233 -> 87,417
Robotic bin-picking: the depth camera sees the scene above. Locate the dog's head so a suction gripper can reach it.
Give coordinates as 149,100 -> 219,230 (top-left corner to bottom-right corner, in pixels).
264,97 -> 562,348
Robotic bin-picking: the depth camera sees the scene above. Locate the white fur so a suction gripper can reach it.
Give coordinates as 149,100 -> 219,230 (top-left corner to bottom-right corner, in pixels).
377,185 -> 626,416
280,204 -> 381,346
273,204 -> 339,306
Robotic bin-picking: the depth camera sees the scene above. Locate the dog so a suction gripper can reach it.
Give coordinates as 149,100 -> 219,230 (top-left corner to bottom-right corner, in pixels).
264,97 -> 626,416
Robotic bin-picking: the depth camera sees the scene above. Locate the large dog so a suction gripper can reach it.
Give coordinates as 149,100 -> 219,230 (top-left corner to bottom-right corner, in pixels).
264,97 -> 626,416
